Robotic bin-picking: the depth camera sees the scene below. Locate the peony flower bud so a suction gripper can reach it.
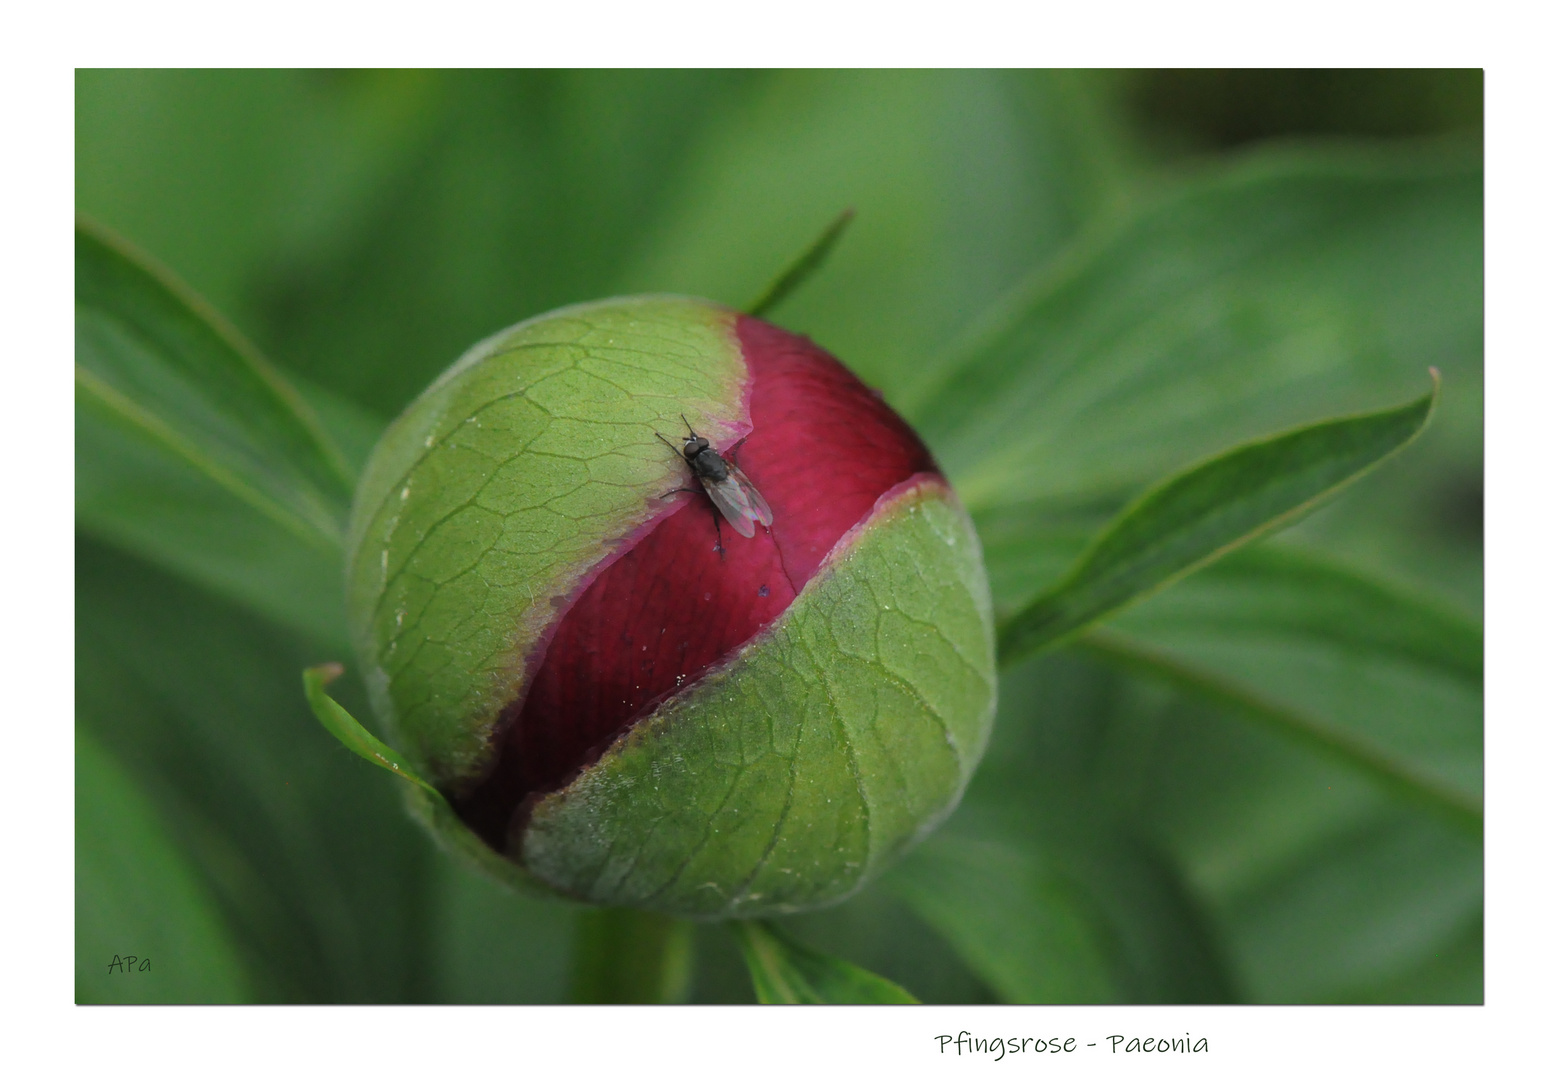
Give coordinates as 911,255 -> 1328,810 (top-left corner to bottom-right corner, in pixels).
345,297 -> 995,918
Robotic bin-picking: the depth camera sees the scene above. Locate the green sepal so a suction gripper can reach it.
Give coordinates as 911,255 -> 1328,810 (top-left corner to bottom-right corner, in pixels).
519,481 -> 996,918
401,783 -> 572,902
344,296 -> 748,788
732,920 -> 918,1004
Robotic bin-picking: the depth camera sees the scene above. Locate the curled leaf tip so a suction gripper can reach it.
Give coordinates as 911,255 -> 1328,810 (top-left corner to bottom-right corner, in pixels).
308,661 -> 345,686
302,663 -> 441,797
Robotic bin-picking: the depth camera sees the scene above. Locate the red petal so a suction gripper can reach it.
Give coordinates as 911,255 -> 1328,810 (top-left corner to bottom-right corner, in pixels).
733,316 -> 938,589
454,317 -> 940,851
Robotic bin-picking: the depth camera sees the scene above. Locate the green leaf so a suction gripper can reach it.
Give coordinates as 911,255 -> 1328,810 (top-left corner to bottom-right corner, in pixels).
219,70 -> 770,416
76,730 -> 254,1003
769,886 -> 999,1004
885,832 -> 1117,1003
977,500 -> 1480,836
1119,545 -> 1481,684
973,501 -> 1113,619
77,72 -> 1128,417
302,664 -> 440,797
746,207 -> 854,317
75,71 -> 444,331
308,667 -> 578,912
77,539 -> 440,1002
976,645 -> 1476,1003
910,151 -> 1480,511
76,219 -> 356,645
732,921 -> 919,1004
1216,810 -> 1481,1002
1076,543 -> 1482,834
893,757 -> 1239,1005
1138,713 -> 1481,1003
76,220 -> 353,540
75,400 -> 351,646
998,377 -> 1437,663
1333,915 -> 1481,1004
1081,630 -> 1480,833
1085,544 -> 1482,840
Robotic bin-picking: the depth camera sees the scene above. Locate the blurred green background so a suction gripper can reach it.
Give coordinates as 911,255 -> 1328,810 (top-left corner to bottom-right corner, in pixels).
75,70 -> 1482,1004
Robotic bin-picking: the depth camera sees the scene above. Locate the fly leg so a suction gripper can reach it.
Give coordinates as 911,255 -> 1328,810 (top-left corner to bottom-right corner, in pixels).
657,430 -> 723,559
655,483 -> 724,559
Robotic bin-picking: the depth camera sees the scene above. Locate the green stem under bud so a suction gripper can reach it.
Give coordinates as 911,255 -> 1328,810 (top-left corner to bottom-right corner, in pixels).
569,909 -> 694,1004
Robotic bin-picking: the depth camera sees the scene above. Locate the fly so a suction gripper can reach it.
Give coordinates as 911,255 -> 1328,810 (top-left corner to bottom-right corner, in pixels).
657,416 -> 773,547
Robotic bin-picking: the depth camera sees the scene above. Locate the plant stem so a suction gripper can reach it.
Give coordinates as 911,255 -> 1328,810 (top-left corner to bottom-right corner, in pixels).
568,908 -> 694,1003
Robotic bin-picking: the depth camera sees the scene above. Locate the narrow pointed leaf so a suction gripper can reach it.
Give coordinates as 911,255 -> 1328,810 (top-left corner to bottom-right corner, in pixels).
76,219 -> 355,643
746,207 -> 855,317
76,219 -> 353,538
732,921 -> 918,1004
998,377 -> 1438,664
979,514 -> 1481,832
302,664 -> 441,797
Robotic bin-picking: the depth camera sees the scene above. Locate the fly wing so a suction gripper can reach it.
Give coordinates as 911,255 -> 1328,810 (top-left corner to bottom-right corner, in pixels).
703,467 -> 773,539
726,464 -> 774,527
